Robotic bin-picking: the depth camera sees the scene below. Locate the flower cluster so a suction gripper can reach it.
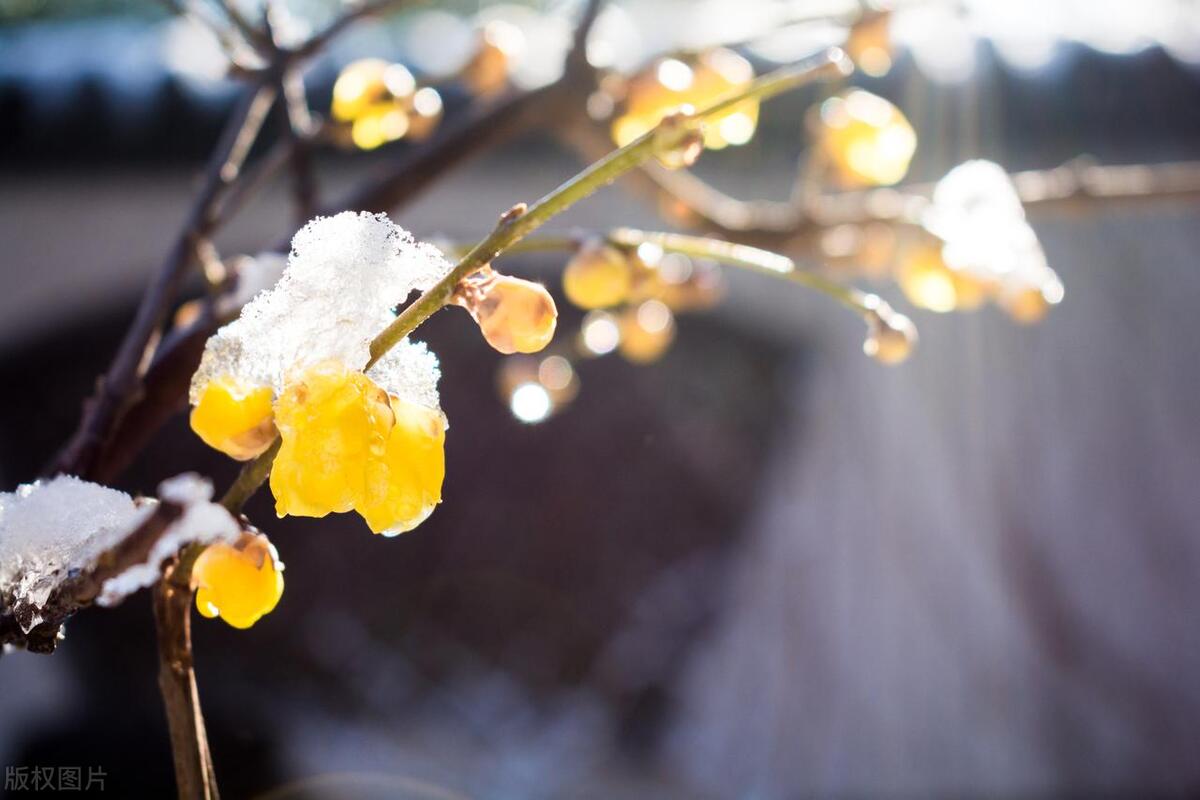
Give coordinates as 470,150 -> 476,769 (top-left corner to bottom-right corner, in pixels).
562,237 -> 723,364
606,48 -> 759,155
331,59 -> 444,150
190,212 -> 451,534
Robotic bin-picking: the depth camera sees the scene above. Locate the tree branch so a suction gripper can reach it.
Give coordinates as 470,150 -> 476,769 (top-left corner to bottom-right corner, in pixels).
48,82 -> 277,480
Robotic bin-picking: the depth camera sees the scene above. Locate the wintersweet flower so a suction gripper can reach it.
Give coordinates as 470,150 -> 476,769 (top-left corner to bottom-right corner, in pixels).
563,241 -> 633,309
270,361 -> 446,534
189,375 -> 276,460
193,531 -> 284,629
189,213 -> 451,534
816,90 -> 916,187
612,48 -> 759,152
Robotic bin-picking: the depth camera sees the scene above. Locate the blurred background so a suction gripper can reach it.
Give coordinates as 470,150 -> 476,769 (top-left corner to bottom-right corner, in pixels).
2,0 -> 1200,797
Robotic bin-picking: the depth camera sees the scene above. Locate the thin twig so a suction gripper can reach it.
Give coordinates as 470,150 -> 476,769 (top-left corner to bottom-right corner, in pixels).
49,82 -> 277,480
294,0 -> 413,59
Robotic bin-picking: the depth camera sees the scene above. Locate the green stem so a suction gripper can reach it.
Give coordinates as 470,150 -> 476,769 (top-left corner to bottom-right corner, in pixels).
606,228 -> 876,316
366,47 -> 852,367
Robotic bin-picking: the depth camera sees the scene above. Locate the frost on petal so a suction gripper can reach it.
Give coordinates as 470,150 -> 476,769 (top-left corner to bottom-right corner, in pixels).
0,474 -> 241,651
0,476 -> 149,633
366,338 -> 442,414
191,212 -> 452,403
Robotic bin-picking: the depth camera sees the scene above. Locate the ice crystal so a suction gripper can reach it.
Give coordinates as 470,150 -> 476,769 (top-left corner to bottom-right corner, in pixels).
192,212 -> 451,407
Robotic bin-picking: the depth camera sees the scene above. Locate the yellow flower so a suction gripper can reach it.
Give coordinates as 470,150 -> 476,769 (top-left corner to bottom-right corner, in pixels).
190,375 -> 276,461
896,243 -> 991,313
612,48 -> 758,151
193,532 -> 284,629
359,395 -> 446,534
331,60 -> 432,150
563,242 -> 632,310
816,90 -> 916,187
270,361 -> 446,534
618,300 -> 675,364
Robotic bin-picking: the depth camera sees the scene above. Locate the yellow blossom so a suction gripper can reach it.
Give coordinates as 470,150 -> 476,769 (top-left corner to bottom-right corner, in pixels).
190,376 -> 276,461
612,48 -> 758,151
270,361 -> 446,534
193,532 -> 284,629
816,90 -> 916,187
563,242 -> 632,309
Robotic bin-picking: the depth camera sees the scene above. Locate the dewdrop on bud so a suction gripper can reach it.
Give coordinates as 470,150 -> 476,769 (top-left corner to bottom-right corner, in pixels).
862,297 -> 917,365
563,240 -> 633,309
193,531 -> 284,630
579,310 -> 621,356
498,354 -> 579,423
456,267 -> 558,354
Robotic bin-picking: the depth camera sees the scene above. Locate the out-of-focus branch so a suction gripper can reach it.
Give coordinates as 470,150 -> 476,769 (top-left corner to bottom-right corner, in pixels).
295,0 -> 413,58
281,69 -> 318,225
48,82 -> 277,481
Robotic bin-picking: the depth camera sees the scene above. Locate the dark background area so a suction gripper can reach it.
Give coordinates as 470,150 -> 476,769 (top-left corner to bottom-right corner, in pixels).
2,5 -> 1200,797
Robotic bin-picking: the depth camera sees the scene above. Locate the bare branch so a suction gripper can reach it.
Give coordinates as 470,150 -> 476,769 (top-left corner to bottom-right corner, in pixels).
48,82 -> 278,480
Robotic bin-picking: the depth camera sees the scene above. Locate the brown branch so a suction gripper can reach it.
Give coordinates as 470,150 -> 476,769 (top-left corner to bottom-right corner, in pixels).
48,82 -> 277,480
322,81 -> 571,217
280,69 -> 319,225
294,0 -> 414,59
154,573 -> 220,800
1,498 -> 185,653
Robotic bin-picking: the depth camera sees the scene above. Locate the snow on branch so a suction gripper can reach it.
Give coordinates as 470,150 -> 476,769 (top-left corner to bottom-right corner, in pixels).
0,474 -> 241,653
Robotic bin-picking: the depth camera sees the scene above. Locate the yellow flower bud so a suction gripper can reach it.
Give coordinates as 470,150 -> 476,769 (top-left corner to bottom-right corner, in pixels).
816,90 -> 916,187
619,300 -> 675,364
896,243 -> 991,313
193,532 -> 284,629
563,241 -> 632,309
332,60 -> 420,150
464,272 -> 558,354
998,269 -> 1064,324
190,376 -> 276,461
846,12 -> 894,77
